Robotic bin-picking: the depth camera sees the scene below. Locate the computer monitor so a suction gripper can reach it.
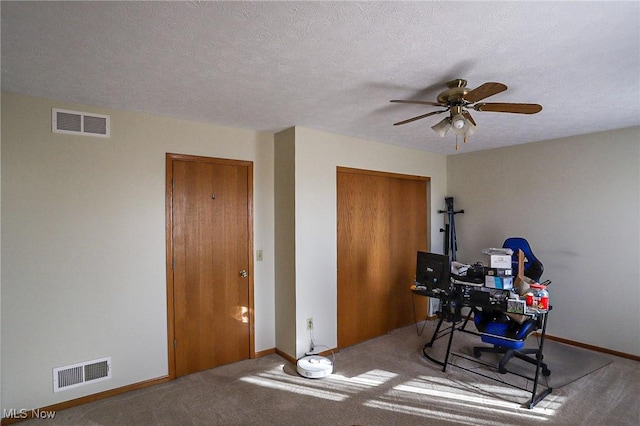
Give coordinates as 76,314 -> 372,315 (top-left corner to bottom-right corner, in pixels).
416,251 -> 451,293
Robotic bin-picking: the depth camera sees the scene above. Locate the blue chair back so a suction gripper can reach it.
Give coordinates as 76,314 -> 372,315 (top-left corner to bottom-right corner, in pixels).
503,237 -> 544,281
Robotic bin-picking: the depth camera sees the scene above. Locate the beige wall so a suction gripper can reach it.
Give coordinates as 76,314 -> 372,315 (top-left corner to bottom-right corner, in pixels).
288,127 -> 447,358
1,92 -> 275,410
448,127 -> 640,356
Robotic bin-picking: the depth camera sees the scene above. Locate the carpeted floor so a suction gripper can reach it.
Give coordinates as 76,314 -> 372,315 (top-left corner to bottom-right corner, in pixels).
21,321 -> 639,425
454,332 -> 613,389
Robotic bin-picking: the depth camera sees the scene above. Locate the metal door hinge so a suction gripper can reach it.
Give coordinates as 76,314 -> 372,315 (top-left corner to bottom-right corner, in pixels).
174,339 -> 177,348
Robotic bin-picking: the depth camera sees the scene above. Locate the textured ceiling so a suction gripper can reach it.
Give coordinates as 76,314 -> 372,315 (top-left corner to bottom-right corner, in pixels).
2,1 -> 639,155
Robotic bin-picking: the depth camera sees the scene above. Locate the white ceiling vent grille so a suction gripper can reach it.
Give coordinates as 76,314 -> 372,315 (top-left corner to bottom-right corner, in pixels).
52,108 -> 110,138
53,357 -> 112,392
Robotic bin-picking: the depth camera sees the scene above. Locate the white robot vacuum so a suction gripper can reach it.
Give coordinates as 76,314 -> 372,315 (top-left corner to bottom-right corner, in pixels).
296,355 -> 333,379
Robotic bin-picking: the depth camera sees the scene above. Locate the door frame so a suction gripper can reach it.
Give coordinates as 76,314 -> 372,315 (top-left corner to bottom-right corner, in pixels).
165,153 -> 255,379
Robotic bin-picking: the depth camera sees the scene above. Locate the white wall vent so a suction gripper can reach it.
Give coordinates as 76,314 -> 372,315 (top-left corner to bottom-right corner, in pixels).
53,357 -> 111,392
52,108 -> 110,138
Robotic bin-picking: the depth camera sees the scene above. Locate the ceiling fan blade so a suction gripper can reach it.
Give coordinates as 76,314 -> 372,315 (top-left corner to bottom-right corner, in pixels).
462,110 -> 476,126
474,102 -> 543,114
390,100 -> 445,107
463,82 -> 508,103
393,109 -> 447,126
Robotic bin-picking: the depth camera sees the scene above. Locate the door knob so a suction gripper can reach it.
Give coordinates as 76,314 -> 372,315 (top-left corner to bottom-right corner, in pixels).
239,269 -> 248,278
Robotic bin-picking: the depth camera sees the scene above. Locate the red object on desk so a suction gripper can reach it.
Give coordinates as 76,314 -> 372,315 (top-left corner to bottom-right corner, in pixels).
537,289 -> 550,310
526,293 -> 535,306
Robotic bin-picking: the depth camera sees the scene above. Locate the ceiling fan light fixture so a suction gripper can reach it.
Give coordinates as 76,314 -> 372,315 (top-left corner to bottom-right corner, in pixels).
450,113 -> 469,135
391,78 -> 542,150
431,117 -> 451,137
465,121 -> 477,137
451,114 -> 466,129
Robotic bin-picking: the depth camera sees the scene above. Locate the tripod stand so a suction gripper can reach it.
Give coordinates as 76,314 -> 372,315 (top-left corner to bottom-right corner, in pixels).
439,197 -> 464,261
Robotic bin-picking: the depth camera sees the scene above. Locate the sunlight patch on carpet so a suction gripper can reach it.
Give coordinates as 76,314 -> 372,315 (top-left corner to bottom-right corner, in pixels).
330,369 -> 398,387
364,399 -> 541,425
381,374 -> 568,420
239,375 -> 347,401
418,374 -> 559,406
240,366 -> 399,401
392,381 -> 557,421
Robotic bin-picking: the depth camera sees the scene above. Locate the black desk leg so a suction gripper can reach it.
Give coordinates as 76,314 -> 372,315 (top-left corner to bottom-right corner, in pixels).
426,315 -> 445,348
442,317 -> 456,372
528,312 -> 553,409
422,315 -> 456,371
422,316 -> 446,368
422,304 -> 459,372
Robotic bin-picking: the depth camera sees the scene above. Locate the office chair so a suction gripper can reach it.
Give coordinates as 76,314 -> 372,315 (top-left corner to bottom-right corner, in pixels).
473,310 -> 550,375
503,237 -> 543,281
473,237 -> 550,376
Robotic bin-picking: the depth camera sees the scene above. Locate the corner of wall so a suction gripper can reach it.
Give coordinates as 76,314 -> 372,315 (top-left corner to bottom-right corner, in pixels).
1,90 -> 4,412
273,128 -> 297,359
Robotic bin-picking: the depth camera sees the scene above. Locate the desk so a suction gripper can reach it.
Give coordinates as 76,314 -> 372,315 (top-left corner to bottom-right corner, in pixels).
412,283 -> 552,409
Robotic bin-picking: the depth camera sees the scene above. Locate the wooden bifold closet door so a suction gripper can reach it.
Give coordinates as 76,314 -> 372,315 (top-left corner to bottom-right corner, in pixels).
337,168 -> 428,348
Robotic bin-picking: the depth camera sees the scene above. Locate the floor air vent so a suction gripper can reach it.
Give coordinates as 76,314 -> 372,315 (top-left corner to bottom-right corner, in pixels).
53,357 -> 111,392
52,108 -> 110,138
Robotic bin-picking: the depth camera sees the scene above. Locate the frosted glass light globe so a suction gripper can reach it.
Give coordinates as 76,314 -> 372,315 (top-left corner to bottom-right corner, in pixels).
452,115 -> 466,129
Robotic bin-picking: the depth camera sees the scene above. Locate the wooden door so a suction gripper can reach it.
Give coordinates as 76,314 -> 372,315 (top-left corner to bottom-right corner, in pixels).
388,177 -> 428,330
337,172 -> 391,347
167,154 -> 253,377
337,168 -> 428,348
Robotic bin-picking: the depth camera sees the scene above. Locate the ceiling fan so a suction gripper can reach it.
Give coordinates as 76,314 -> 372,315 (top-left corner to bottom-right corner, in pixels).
391,79 -> 542,149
